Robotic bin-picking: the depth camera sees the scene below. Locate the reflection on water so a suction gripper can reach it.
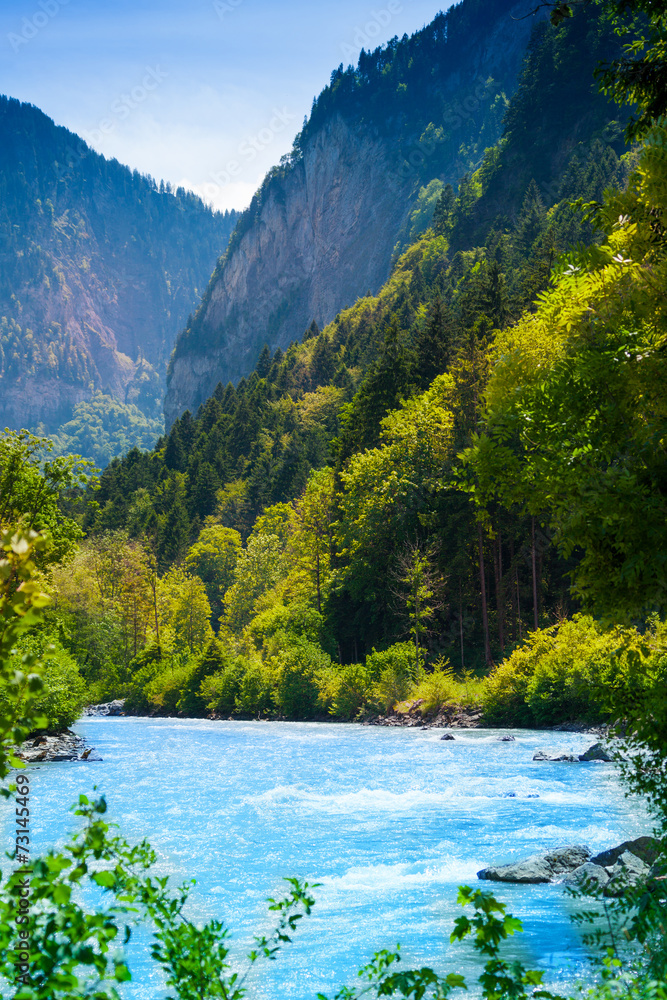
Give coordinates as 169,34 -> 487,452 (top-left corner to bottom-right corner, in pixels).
8,718 -> 646,998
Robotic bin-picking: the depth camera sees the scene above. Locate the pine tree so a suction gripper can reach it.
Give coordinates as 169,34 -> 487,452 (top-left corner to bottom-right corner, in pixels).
432,183 -> 455,236
413,293 -> 453,388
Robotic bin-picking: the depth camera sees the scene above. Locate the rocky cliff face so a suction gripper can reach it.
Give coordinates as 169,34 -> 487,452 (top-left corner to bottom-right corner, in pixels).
165,0 -> 544,427
0,96 -> 238,433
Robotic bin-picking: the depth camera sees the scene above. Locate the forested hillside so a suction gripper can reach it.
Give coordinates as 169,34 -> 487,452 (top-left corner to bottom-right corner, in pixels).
164,0 -> 566,425
60,3 -> 635,712
0,96 -> 238,461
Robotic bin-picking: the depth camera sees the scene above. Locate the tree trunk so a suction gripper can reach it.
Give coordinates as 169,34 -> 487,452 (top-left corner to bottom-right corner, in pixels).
459,582 -> 465,669
151,574 -> 161,657
478,525 -> 492,667
510,536 -> 519,642
531,516 -> 539,631
493,529 -> 504,655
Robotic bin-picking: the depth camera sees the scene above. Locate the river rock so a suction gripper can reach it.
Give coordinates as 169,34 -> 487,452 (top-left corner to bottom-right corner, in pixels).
578,743 -> 614,762
563,862 -> 610,888
498,735 -> 516,742
477,844 -> 591,883
16,730 -> 99,763
590,836 -> 662,869
604,851 -> 650,896
83,699 -> 126,717
533,749 -> 579,762
440,734 -> 455,740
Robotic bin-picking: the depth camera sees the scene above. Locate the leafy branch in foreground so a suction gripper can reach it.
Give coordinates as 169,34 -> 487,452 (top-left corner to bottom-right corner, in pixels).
0,794 -> 318,1000
0,528 -> 51,782
318,884 -> 563,1000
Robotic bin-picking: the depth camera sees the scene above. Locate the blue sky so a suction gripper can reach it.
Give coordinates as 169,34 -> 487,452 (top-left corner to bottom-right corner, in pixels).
0,0 -> 447,211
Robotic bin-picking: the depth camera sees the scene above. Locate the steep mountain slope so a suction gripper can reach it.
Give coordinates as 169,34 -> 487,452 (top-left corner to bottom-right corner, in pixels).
164,0 -> 548,426
0,96 -> 238,436
92,2 -> 629,664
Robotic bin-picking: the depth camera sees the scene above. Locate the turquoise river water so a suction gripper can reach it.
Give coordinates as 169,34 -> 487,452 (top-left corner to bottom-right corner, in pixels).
5,717 -> 648,998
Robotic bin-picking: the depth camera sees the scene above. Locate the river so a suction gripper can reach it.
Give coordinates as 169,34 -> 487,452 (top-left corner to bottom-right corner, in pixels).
14,717 -> 647,998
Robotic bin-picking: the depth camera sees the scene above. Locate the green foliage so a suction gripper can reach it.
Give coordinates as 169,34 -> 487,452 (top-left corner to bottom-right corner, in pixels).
482,616 -> 616,726
0,430 -> 90,566
234,656 -> 276,717
47,393 -> 165,469
199,655 -> 246,716
269,632 -> 331,719
0,529 -> 50,778
316,663 -> 371,720
366,642 -> 423,713
403,663 -> 484,717
185,526 -> 242,624
247,601 -> 325,646
7,634 -> 86,732
470,123 -> 667,620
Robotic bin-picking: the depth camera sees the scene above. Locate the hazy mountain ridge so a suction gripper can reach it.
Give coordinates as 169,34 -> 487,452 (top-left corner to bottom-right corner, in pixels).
164,0 -> 546,427
0,95 -> 238,437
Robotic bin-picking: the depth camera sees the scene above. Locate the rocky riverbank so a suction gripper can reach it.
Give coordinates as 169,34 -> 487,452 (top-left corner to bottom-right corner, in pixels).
16,729 -> 101,763
82,699 -> 126,717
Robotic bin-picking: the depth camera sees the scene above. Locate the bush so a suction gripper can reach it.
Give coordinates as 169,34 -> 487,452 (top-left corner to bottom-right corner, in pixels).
177,638 -> 234,716
5,635 -> 86,731
247,602 -> 325,645
316,663 -> 371,719
270,632 -> 331,719
143,658 -> 198,714
200,657 -> 246,715
234,657 -> 276,717
398,662 -> 483,716
366,642 -> 423,712
483,616 -> 615,726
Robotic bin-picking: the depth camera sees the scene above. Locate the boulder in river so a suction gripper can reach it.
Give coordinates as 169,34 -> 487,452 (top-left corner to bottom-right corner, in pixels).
440,734 -> 455,741
83,699 -> 125,717
533,749 -> 579,762
563,862 -> 610,888
498,735 -> 516,742
590,836 -> 662,869
477,844 -> 591,883
578,743 -> 614,762
604,851 -> 651,896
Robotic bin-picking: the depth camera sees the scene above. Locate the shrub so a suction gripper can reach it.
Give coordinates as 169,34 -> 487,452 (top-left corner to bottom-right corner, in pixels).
143,658 -> 198,714
366,642 -> 423,712
5,635 -> 87,731
247,602 -> 325,645
483,616 -> 615,726
234,657 -> 276,717
200,657 -> 246,716
270,632 -> 331,719
177,638 -> 234,716
397,662 -> 483,717
316,663 -> 371,719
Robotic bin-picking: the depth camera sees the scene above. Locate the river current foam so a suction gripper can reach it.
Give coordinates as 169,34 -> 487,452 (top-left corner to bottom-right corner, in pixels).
10,718 -> 647,998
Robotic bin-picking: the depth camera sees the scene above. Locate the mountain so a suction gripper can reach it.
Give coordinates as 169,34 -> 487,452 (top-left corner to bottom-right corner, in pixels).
164,0 -> 550,427
91,1 -> 628,665
0,95 -> 238,441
